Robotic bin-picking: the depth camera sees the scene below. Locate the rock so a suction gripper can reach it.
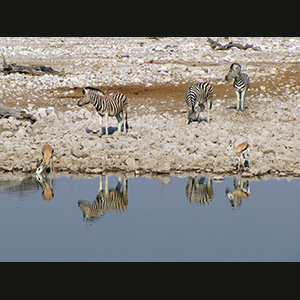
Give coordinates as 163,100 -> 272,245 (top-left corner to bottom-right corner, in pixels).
124,157 -> 138,170
71,148 -> 89,158
37,108 -> 47,118
3,140 -> 13,150
15,128 -> 26,138
46,107 -> 59,116
213,175 -> 224,181
293,168 -> 300,176
2,130 -> 13,138
260,85 -> 266,91
153,161 -> 171,174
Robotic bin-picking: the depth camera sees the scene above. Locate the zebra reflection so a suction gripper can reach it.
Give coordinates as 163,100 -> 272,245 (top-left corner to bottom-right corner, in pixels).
225,175 -> 251,208
78,175 -> 128,221
185,176 -> 214,205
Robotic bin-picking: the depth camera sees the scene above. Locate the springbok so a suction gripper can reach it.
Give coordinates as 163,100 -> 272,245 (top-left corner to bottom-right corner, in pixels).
227,139 -> 251,170
36,144 -> 54,175
36,173 -> 54,202
225,175 -> 251,208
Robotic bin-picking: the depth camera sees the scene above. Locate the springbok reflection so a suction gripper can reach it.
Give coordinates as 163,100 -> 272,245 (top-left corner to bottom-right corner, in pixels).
36,173 -> 54,202
185,176 -> 214,205
225,175 -> 251,208
78,175 -> 128,221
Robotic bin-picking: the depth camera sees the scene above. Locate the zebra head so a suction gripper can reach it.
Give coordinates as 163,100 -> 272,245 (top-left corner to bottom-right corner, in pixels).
78,87 -> 105,106
225,63 -> 242,81
78,88 -> 92,106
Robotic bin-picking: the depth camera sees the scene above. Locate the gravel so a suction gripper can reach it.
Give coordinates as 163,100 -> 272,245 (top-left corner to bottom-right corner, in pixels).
0,37 -> 299,178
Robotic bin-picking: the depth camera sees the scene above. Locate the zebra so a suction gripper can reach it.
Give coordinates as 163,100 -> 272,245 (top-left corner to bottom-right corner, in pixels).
185,176 -> 214,205
225,63 -> 249,111
185,82 -> 214,124
78,175 -> 128,221
78,87 -> 128,136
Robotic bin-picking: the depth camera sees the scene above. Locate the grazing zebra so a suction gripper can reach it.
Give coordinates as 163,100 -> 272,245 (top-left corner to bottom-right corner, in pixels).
225,63 -> 249,111
78,87 -> 128,136
185,82 -> 214,124
78,175 -> 128,221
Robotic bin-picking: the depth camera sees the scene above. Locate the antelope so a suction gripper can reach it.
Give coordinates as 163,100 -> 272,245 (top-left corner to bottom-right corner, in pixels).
227,139 -> 251,169
36,173 -> 54,202
225,176 -> 251,208
36,144 -> 54,175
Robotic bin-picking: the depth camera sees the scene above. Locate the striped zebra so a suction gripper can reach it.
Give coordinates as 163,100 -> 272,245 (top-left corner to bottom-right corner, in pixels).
78,87 -> 128,136
185,82 -> 214,124
225,63 -> 249,111
78,175 -> 128,221
185,176 -> 214,205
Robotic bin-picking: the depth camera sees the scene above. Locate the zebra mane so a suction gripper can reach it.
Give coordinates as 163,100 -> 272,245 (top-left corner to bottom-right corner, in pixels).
84,86 -> 105,95
230,63 -> 241,70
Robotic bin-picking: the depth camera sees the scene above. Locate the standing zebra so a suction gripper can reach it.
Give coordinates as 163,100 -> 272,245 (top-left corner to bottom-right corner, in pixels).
225,63 -> 249,111
78,87 -> 128,136
185,82 -> 214,124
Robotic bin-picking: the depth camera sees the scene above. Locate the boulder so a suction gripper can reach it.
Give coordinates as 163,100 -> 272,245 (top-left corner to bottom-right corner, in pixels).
71,148 -> 89,158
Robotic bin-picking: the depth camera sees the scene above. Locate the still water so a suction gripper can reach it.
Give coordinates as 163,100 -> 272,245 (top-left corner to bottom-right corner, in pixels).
0,173 -> 299,261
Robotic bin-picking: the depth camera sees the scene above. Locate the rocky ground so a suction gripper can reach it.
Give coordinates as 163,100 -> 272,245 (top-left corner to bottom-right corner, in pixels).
0,37 -> 299,178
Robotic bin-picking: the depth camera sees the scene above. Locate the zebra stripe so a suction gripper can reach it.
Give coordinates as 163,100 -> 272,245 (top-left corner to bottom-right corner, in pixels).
185,82 -> 214,124
78,176 -> 128,221
225,63 -> 249,111
185,176 -> 214,205
78,87 -> 128,136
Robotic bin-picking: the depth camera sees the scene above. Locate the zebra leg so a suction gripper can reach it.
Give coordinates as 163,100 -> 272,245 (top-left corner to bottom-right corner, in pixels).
104,113 -> 109,135
187,109 -> 192,124
105,175 -> 109,196
98,115 -> 103,137
207,100 -> 211,122
123,111 -> 128,133
116,114 -> 122,132
98,175 -> 103,194
241,90 -> 247,111
235,90 -> 240,110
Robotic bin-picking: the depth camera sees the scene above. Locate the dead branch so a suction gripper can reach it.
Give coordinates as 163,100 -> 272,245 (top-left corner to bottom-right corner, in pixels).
207,37 -> 260,51
0,55 -> 64,76
0,103 -> 37,123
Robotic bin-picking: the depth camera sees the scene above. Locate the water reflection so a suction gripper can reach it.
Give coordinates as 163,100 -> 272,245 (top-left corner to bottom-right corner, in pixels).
36,174 -> 54,202
225,175 -> 251,209
78,175 -> 128,221
0,174 -> 38,197
185,176 -> 214,205
0,172 -> 299,261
